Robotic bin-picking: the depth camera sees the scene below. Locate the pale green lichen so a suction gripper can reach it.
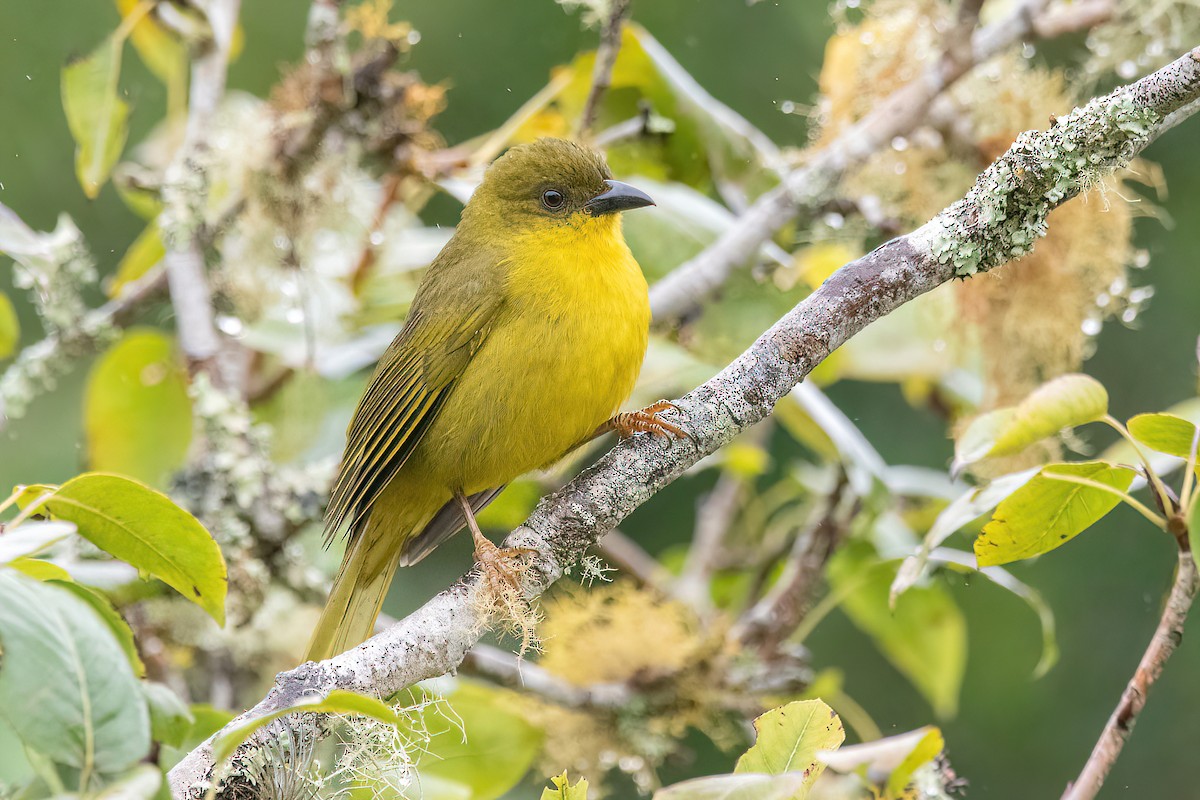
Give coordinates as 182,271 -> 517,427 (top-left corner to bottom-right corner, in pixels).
932,91 -> 1161,277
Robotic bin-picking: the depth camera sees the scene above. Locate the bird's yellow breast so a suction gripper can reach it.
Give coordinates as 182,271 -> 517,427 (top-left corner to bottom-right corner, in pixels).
412,214 -> 649,492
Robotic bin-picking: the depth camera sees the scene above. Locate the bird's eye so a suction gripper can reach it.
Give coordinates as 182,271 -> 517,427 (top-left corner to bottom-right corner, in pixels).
541,189 -> 565,210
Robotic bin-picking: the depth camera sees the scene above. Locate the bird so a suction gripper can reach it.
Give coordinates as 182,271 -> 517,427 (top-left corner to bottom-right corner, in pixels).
306,137 -> 686,661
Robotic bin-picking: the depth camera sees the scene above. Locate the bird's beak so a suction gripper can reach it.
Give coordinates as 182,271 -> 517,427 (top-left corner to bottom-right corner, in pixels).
584,179 -> 655,216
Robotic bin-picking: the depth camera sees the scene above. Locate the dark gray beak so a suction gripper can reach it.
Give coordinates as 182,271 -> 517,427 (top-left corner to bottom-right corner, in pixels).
585,179 -> 655,216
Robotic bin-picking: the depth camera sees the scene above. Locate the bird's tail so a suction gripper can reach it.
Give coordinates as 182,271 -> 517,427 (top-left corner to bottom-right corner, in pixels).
305,523 -> 403,662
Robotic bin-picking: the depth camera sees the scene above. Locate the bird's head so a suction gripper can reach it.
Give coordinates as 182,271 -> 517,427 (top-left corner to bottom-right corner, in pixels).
464,138 -> 654,236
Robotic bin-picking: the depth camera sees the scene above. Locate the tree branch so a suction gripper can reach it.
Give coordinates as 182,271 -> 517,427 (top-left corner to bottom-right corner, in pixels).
579,0 -> 633,137
1061,549 -> 1200,800
160,0 -> 242,386
168,47 -> 1200,799
647,0 -> 1106,323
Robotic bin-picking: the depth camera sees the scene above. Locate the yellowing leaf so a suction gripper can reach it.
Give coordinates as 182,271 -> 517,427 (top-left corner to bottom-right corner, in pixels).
116,0 -> 188,114
954,374 -> 1108,470
796,242 -> 857,289
0,292 -> 18,359
975,462 -> 1135,567
214,690 -> 402,763
886,727 -> 944,796
42,473 -> 227,625
109,222 -> 164,298
9,557 -> 73,582
1127,413 -> 1200,459
542,772 -> 590,800
735,699 -> 844,792
62,33 -> 131,198
85,330 -> 192,487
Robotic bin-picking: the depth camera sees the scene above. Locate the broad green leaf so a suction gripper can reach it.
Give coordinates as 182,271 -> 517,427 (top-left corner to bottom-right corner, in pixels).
891,469 -> 1038,605
0,291 -> 18,359
108,222 -> 164,298
954,374 -> 1108,470
41,473 -> 226,625
1102,398 -> 1200,477
85,330 -> 192,487
1127,413 -> 1200,459
62,33 -> 131,198
49,578 -> 146,677
0,571 -> 150,773
213,689 -> 404,763
141,682 -> 193,749
654,773 -> 811,800
542,772 -> 590,800
409,681 -> 545,800
95,764 -> 163,800
828,543 -> 966,718
735,700 -> 844,791
975,462 -> 1136,567
0,520 -> 75,564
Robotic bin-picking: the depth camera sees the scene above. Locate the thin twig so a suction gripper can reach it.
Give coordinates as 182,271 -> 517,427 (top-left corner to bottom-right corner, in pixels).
579,0 -> 633,137
674,471 -> 745,610
167,48 -> 1200,800
462,644 -> 630,709
730,470 -> 854,653
1062,550 -> 1200,800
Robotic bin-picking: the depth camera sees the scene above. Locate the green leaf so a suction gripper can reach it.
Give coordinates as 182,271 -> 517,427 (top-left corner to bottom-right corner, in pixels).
974,462 -> 1136,567
542,772 -> 590,800
85,330 -> 193,487
116,0 -> 188,97
0,571 -> 150,773
1127,413 -> 1200,459
141,682 -> 193,749
9,557 -> 73,582
1102,398 -> 1200,477
0,520 -> 75,564
410,681 -> 545,800
885,727 -> 943,796
735,701 -> 844,789
0,291 -> 18,359
95,764 -> 164,800
62,33 -> 131,198
654,773 -> 812,800
41,473 -> 227,625
213,689 -> 404,763
954,374 -> 1108,471
828,543 -> 966,718
158,704 -> 235,770
49,578 -> 146,677
109,222 -> 165,298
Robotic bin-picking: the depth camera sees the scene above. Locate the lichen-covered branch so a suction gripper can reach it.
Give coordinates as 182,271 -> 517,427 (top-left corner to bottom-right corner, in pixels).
1062,550 -> 1200,800
648,0 -> 1104,323
168,47 -> 1200,799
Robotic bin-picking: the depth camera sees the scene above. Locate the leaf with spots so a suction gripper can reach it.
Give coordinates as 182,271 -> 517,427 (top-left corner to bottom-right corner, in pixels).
974,462 -> 1135,567
734,699 -> 845,792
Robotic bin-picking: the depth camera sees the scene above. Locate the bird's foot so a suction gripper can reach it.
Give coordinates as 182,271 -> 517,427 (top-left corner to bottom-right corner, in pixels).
606,400 -> 693,441
473,534 -> 537,599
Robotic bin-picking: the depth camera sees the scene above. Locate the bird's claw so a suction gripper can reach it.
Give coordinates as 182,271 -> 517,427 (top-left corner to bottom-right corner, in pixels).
609,400 -> 694,443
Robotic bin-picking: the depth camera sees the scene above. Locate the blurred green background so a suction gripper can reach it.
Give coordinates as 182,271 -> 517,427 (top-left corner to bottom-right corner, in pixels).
2,1 -> 1198,797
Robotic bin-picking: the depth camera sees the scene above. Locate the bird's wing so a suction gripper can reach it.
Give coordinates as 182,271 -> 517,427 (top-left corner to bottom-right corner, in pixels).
324,251 -> 504,543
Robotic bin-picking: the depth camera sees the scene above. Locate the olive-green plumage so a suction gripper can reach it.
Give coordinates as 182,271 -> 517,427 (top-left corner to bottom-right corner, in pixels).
306,139 -> 655,661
